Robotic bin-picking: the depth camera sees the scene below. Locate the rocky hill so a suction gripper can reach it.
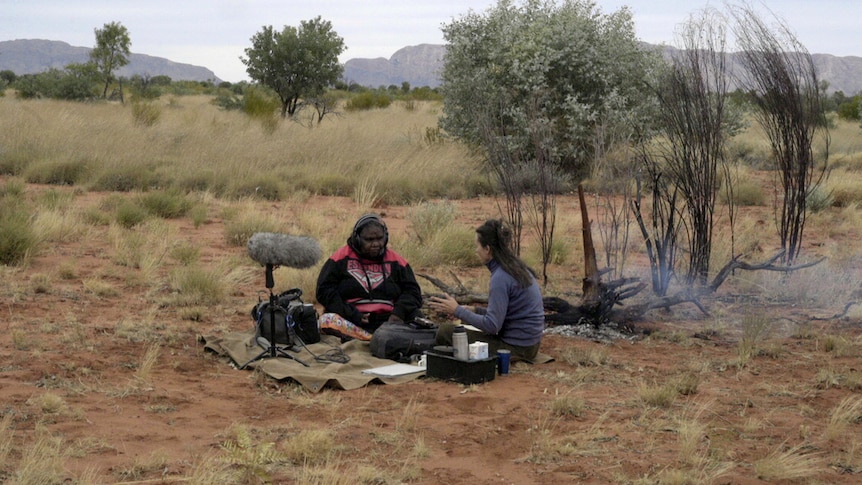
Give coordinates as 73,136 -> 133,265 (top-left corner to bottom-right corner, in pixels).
345,43 -> 862,95
0,39 -> 220,83
344,44 -> 445,89
4,39 -> 861,95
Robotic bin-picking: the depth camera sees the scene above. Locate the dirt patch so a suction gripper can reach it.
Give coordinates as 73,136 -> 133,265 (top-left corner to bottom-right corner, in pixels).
2,185 -> 862,484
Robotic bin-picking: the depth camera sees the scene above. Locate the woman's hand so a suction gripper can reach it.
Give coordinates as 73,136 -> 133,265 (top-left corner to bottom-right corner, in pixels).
428,293 -> 459,315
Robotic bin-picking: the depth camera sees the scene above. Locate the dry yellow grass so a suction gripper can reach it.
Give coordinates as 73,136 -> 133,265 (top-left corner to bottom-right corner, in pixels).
0,96 -> 485,202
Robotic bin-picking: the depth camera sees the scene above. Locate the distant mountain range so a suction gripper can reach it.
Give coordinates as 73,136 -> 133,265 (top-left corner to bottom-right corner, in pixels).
344,43 -> 862,95
0,39 -> 220,83
3,39 -> 862,95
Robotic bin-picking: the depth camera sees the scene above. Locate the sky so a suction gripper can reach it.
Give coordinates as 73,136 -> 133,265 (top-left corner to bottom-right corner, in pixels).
2,0 -> 860,83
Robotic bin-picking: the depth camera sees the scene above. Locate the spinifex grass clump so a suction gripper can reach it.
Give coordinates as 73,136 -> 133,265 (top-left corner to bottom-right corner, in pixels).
138,189 -> 192,218
0,197 -> 38,265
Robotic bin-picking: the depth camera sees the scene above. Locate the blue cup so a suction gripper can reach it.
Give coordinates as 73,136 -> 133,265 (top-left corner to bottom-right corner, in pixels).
497,349 -> 511,375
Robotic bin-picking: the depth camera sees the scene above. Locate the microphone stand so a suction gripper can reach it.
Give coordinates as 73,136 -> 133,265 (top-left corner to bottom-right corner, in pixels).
240,263 -> 309,369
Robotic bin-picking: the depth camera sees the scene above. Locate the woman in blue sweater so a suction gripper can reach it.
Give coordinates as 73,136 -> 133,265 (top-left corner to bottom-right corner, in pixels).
428,219 -> 545,363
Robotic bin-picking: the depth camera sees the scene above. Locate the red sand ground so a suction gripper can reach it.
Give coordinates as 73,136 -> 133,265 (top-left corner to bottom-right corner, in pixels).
2,187 -> 861,484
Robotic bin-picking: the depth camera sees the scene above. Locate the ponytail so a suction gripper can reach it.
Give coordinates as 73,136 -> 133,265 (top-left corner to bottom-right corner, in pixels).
476,219 -> 535,288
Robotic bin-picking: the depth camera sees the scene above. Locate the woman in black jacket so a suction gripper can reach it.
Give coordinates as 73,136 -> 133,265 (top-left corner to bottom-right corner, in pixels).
316,213 -> 423,340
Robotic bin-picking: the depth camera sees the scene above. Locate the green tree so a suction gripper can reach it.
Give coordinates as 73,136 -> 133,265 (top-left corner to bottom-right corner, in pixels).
0,70 -> 16,95
90,21 -> 131,98
0,70 -> 16,85
836,96 -> 860,121
58,62 -> 100,100
241,17 -> 345,118
440,0 -> 660,265
440,0 -> 661,178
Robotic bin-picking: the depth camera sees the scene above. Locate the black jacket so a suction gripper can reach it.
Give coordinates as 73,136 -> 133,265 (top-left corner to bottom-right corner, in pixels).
315,244 -> 422,332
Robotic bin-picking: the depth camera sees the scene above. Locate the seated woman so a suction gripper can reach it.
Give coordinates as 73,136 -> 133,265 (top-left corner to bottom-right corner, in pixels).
428,219 -> 545,363
316,213 -> 423,341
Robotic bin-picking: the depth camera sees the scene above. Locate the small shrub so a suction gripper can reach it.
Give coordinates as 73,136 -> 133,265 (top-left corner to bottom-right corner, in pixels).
806,185 -> 834,212
11,328 -> 33,350
114,199 -> 149,228
176,170 -> 219,193
561,346 -> 609,367
178,307 -> 206,321
29,272 -> 51,293
37,188 -> 74,210
550,393 -> 585,417
23,159 -> 90,185
83,278 -> 120,298
170,243 -> 200,265
407,200 -> 457,243
242,87 -> 280,119
0,178 -> 26,197
131,100 -> 162,127
169,266 -> 225,306
672,372 -> 700,396
57,262 -> 77,279
829,179 -> 862,208
638,380 -> 677,408
729,179 -> 766,206
227,177 -> 283,201
401,224 -> 478,267
223,217 -> 283,247
0,204 -> 37,265
281,428 -> 336,466
82,207 -> 111,226
0,147 -> 36,176
138,189 -> 192,218
90,166 -> 156,192
312,173 -> 354,197
189,204 -> 208,228
345,91 -> 392,111
738,314 -> 771,362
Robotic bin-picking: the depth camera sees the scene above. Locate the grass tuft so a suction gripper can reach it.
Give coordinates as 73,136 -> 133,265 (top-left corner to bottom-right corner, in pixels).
753,442 -> 823,481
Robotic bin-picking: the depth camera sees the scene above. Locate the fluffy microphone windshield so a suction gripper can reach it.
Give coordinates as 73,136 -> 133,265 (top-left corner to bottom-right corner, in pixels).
247,233 -> 322,269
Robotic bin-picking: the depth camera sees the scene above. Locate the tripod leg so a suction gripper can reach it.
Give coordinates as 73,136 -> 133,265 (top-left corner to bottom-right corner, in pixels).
273,347 -> 310,367
239,348 -> 270,370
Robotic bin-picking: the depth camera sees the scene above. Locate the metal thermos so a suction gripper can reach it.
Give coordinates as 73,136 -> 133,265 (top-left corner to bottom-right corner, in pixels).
452,325 -> 469,361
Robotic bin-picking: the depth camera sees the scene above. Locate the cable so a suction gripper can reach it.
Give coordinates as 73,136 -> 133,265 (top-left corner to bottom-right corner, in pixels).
291,334 -> 350,364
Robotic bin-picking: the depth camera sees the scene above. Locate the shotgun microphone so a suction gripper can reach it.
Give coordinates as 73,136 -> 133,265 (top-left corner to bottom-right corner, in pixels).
247,232 -> 322,269
247,233 -> 323,288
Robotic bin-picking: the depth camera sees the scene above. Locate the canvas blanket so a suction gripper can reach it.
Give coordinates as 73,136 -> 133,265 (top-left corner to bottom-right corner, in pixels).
201,331 -> 424,392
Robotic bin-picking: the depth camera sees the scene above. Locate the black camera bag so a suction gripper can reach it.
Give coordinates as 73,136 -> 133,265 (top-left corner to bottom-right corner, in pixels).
370,321 -> 437,363
250,289 -> 320,346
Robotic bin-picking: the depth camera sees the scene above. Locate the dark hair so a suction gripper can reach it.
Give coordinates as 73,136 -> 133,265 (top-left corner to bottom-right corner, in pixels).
476,219 -> 535,288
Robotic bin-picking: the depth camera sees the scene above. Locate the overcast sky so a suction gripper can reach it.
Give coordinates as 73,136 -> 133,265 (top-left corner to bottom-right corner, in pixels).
3,0 -> 859,83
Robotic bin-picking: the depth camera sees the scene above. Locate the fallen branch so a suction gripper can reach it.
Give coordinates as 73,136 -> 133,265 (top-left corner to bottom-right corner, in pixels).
417,272 -> 488,305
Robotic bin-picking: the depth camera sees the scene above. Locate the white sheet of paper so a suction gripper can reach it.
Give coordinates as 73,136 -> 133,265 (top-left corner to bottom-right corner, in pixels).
362,363 -> 426,377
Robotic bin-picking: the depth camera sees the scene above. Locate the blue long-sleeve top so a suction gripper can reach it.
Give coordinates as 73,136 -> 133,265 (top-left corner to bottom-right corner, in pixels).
453,259 -> 544,347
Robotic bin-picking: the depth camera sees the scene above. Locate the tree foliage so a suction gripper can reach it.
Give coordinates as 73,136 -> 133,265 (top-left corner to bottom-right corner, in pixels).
242,17 -> 345,118
90,21 -> 131,98
440,0 -> 661,178
12,64 -> 99,100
